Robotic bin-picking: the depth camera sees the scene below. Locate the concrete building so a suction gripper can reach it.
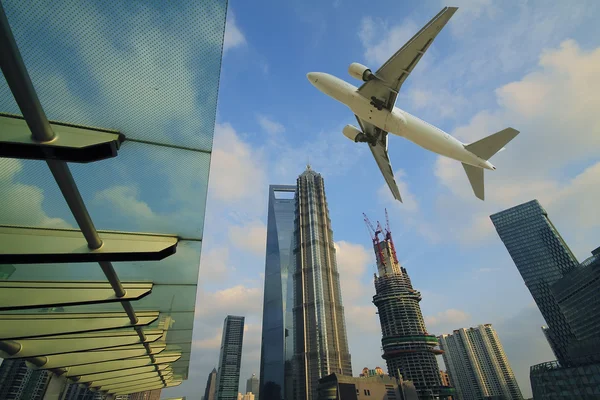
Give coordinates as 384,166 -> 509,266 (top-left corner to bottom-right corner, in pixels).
217,316 -> 245,400
246,374 -> 259,400
360,367 -> 385,378
490,200 -> 579,364
129,389 -> 162,400
237,393 -> 255,400
439,371 -> 450,388
0,359 -> 50,400
293,166 -> 353,400
259,185 -> 296,400
438,324 -> 522,400
316,373 -> 419,400
204,368 -> 218,400
366,212 -> 447,399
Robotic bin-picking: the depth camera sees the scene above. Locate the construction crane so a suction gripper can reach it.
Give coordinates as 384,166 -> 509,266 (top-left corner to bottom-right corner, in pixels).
384,208 -> 399,265
363,212 -> 386,267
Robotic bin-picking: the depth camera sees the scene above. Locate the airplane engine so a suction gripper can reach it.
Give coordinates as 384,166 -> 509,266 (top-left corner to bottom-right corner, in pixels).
343,125 -> 367,143
348,62 -> 377,82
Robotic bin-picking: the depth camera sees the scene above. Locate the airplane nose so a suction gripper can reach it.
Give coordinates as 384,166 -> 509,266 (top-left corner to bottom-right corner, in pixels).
307,72 -> 318,84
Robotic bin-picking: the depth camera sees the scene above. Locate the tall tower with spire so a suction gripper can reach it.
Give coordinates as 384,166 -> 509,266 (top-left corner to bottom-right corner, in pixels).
366,211 -> 446,400
292,166 -> 352,400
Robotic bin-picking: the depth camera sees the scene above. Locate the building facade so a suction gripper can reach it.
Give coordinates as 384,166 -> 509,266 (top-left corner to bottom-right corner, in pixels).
0,359 -> 50,400
316,373 -> 419,400
204,368 -> 218,400
246,373 -> 260,399
293,166 -> 353,400
368,214 -> 445,399
551,246 -> 600,362
217,316 -> 246,400
490,200 -> 579,365
259,185 -> 296,400
129,389 -> 162,400
439,371 -> 450,388
438,324 -> 522,400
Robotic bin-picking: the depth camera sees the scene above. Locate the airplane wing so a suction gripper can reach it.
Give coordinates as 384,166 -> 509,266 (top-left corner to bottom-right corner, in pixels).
356,116 -> 402,202
357,6 -> 458,111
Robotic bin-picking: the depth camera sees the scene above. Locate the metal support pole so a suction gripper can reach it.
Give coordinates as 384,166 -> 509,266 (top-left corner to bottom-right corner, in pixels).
0,2 -> 54,142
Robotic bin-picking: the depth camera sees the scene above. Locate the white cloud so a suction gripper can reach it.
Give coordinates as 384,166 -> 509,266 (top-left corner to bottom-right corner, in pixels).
196,285 -> 263,319
199,246 -> 230,282
377,169 -> 419,212
228,221 -> 267,256
335,241 -> 373,301
209,123 -> 267,206
257,115 -> 285,135
224,10 -> 246,53
358,17 -> 419,65
433,40 -> 600,248
0,158 -> 70,229
425,309 -> 470,331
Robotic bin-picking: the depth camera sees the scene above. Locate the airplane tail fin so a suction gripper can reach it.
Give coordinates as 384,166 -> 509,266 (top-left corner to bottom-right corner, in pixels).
462,163 -> 484,200
465,128 -> 519,161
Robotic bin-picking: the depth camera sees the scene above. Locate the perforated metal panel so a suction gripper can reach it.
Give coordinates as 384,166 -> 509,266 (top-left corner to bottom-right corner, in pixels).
0,0 -> 228,393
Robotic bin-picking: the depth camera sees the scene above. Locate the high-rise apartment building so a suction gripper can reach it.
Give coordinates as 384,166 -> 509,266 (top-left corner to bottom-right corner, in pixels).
129,389 -> 162,400
367,212 -> 447,399
204,368 -> 218,400
439,371 -> 450,387
217,316 -> 245,400
293,166 -> 353,400
0,359 -> 50,400
438,324 -> 522,400
490,200 -> 579,364
246,373 -> 259,399
259,185 -> 296,400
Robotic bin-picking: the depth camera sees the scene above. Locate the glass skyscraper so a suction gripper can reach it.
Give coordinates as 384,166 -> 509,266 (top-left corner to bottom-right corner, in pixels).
217,316 -> 245,400
490,199 -> 579,365
292,166 -> 352,400
259,185 -> 296,400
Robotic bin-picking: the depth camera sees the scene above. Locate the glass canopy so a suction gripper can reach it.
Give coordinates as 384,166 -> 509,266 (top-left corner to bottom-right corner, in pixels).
0,0 -> 227,397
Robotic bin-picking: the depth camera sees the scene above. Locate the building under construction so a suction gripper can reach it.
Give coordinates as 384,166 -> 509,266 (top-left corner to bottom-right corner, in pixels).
365,211 -> 454,400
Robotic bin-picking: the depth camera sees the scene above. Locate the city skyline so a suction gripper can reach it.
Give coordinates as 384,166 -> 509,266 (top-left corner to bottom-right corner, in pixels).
4,0 -> 591,399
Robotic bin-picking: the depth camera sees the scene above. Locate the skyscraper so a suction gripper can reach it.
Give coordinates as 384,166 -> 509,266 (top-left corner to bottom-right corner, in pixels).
204,368 -> 218,400
490,199 -> 579,364
366,212 -> 446,399
217,316 -> 245,400
438,324 -> 523,400
0,359 -> 50,400
246,373 -> 259,398
293,166 -> 353,400
259,185 -> 296,400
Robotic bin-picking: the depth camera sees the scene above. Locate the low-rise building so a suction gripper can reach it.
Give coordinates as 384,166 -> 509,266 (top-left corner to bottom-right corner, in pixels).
317,373 -> 419,400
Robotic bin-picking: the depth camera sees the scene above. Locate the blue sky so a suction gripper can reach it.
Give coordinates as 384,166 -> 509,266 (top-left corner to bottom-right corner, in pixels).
0,0 -> 599,399
182,0 -> 600,398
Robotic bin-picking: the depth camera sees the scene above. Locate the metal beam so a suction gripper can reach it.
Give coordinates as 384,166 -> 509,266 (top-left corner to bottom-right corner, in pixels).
100,374 -> 172,392
0,311 -> 159,340
63,353 -> 181,377
89,367 -> 172,387
0,226 -> 178,264
0,329 -> 163,359
113,379 -> 182,395
74,363 -> 170,384
0,281 -> 153,311
34,343 -> 166,369
0,113 -> 124,163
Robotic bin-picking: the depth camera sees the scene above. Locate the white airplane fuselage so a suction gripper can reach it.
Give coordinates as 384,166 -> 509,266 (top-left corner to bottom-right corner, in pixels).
307,72 -> 496,170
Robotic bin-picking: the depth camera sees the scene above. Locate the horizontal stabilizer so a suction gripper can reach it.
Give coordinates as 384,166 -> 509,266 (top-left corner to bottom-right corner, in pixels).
465,128 -> 519,160
462,163 -> 484,200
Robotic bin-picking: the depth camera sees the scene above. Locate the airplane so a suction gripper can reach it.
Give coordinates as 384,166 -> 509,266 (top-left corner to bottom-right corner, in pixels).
306,6 -> 519,202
